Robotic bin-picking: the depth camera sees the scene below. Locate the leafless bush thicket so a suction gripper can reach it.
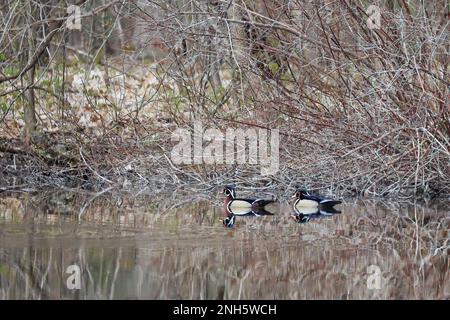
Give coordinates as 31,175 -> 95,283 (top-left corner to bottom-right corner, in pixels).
0,1 -> 448,197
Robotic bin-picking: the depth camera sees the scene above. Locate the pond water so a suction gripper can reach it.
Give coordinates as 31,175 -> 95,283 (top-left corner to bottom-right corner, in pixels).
0,191 -> 448,299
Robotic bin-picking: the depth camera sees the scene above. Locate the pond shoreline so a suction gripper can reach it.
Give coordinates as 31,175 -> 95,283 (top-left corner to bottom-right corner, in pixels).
1,129 -> 449,200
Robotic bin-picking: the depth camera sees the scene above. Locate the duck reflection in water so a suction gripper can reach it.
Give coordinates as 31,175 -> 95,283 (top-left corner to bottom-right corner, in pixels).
290,207 -> 341,224
290,188 -> 342,224
222,209 -> 275,228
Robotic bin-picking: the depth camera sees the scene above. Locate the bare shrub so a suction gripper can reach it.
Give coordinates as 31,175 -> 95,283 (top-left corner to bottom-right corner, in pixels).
0,1 -> 448,197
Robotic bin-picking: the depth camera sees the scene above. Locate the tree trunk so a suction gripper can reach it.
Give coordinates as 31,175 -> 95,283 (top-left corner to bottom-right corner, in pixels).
23,65 -> 37,144
22,3 -> 37,146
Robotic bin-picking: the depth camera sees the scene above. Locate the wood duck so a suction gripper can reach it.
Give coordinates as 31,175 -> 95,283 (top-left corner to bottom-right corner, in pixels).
292,188 -> 341,215
223,185 -> 276,216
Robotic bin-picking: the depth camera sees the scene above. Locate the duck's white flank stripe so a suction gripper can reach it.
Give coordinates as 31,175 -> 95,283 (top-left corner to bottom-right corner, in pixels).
320,199 -> 337,204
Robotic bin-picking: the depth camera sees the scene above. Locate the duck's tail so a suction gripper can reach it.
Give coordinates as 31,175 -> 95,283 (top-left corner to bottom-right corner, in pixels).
252,208 -> 275,216
319,199 -> 342,207
252,199 -> 276,215
254,199 -> 276,207
319,207 -> 341,215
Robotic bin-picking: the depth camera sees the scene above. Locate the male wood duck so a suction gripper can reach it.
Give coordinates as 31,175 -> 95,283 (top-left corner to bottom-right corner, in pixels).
223,185 -> 276,216
292,188 -> 341,215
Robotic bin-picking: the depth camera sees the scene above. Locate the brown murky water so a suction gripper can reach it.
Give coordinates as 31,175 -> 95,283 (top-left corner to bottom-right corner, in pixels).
0,191 -> 448,299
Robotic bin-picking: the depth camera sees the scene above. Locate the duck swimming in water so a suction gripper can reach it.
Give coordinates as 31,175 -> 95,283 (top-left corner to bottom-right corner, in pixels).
292,188 -> 341,215
223,185 -> 276,216
221,185 -> 276,228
